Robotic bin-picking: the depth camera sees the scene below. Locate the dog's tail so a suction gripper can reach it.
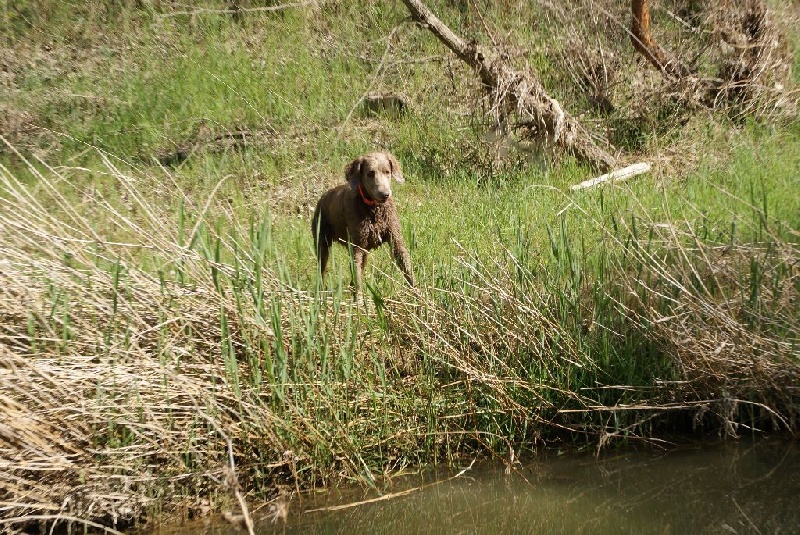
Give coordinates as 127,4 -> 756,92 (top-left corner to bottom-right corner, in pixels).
311,201 -> 322,253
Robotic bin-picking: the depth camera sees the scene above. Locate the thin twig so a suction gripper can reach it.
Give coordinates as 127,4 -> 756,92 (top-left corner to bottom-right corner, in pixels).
305,459 -> 476,513
187,174 -> 231,247
156,1 -> 315,18
196,413 -> 255,535
337,25 -> 407,137
0,516 -> 125,535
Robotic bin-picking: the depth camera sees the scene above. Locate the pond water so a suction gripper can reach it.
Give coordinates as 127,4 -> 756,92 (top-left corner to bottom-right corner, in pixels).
183,437 -> 800,534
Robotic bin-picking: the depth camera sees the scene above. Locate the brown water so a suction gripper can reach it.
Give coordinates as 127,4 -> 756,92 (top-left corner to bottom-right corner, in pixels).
186,438 -> 800,534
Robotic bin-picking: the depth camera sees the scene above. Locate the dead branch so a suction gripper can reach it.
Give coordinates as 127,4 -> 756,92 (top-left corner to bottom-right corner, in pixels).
401,0 -> 616,171
305,459 -> 476,513
153,127 -> 274,167
156,1 -> 316,19
570,162 -> 651,191
226,436 -> 255,535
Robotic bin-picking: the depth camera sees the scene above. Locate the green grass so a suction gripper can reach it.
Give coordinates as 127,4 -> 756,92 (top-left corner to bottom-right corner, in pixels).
2,0 -> 799,531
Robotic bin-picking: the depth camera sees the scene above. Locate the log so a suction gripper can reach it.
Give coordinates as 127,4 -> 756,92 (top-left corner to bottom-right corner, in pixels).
400,0 -> 616,171
569,162 -> 651,191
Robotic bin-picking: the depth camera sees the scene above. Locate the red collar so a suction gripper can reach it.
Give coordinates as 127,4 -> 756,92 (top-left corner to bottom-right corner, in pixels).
358,184 -> 380,207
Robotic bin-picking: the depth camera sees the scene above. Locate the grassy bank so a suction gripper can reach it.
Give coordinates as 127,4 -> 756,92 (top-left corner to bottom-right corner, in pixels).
1,1 -> 799,532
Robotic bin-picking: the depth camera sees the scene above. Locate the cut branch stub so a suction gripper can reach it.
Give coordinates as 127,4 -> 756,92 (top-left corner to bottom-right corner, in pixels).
402,0 -> 616,171
628,0 -> 791,119
630,0 -> 691,79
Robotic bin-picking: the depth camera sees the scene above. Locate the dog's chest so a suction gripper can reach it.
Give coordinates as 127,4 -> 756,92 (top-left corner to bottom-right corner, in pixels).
356,210 -> 387,249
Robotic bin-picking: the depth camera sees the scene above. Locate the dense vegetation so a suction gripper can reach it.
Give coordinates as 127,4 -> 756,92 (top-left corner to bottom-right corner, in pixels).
1,0 -> 798,531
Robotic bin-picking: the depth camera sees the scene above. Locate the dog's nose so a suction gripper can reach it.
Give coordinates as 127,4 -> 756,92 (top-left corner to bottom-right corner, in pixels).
377,191 -> 391,202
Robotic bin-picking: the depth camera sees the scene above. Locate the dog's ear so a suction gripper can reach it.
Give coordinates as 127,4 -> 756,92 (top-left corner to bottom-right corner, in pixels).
345,157 -> 364,188
385,152 -> 404,183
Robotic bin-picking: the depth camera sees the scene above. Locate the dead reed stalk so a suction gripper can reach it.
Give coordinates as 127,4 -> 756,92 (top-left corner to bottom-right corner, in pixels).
1,140 -> 797,532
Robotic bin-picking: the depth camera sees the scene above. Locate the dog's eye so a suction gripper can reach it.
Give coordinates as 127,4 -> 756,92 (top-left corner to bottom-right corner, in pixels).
367,171 -> 376,178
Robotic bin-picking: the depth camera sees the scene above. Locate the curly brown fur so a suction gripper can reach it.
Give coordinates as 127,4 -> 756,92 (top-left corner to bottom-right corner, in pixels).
312,152 -> 414,295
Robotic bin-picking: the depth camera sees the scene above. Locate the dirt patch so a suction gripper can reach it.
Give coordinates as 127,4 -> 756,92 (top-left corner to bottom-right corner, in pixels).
0,105 -> 35,140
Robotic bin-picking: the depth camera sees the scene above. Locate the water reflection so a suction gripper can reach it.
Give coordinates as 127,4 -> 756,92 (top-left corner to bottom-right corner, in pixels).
198,438 -> 800,534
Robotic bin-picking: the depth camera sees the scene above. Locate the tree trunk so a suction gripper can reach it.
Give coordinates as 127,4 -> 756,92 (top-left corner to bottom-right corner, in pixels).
401,0 -> 616,172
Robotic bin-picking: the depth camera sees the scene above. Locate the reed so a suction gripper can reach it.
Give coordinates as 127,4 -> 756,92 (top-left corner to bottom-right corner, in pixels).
1,142 -> 797,531
2,0 -> 798,530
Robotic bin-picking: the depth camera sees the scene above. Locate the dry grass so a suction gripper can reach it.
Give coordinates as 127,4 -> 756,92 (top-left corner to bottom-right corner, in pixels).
605,179 -> 799,427
548,0 -> 798,160
1,137 -> 799,531
1,3 -> 799,530
0,144 -> 317,531
621,228 -> 800,431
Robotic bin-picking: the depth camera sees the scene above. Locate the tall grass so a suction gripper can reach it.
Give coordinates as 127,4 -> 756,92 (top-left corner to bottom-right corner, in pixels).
2,0 -> 799,531
1,136 -> 798,531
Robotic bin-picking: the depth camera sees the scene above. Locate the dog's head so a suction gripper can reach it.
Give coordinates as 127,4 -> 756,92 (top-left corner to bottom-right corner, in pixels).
345,152 -> 404,204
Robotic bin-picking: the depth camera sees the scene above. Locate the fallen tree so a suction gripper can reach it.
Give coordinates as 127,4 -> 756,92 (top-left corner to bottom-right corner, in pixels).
400,0 -> 616,171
